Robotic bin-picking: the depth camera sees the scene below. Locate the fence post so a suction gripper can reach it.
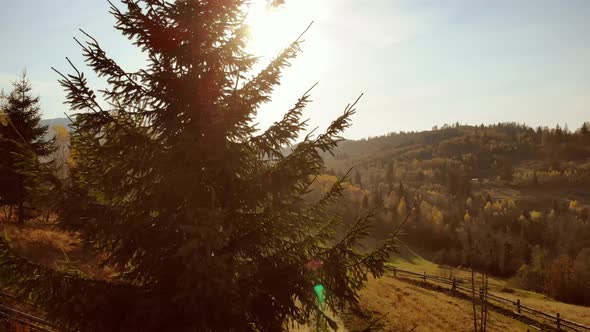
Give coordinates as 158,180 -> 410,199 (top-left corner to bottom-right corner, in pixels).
556,313 -> 561,330
423,272 -> 426,282
516,299 -> 521,315
393,267 -> 397,278
452,277 -> 456,292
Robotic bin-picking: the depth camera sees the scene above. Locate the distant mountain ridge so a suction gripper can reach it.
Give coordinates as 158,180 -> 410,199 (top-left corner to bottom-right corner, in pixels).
40,117 -> 72,129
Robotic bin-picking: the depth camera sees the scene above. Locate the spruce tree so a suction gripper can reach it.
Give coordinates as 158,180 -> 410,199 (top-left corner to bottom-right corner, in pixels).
0,1 -> 396,331
0,72 -> 53,223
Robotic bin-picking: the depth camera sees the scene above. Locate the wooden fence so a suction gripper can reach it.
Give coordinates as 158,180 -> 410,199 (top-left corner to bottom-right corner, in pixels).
0,292 -> 53,332
388,267 -> 590,332
1,268 -> 590,331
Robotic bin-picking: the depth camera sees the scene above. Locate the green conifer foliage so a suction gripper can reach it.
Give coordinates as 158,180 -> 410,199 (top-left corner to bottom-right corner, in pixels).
0,1 -> 397,330
0,73 -> 53,223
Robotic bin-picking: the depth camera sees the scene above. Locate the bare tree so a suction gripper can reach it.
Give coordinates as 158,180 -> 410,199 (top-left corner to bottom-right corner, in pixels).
471,269 -> 489,332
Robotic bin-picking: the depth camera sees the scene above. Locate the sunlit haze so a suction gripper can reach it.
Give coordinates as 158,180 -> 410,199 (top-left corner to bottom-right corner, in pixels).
2,2 -> 590,330
1,0 -> 589,139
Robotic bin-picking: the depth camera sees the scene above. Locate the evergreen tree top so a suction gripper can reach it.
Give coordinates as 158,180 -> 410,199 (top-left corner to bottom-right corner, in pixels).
0,1 -> 397,331
0,72 -> 52,156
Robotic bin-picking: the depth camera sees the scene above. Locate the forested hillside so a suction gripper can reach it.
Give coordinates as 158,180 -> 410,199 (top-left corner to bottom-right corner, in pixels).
30,118 -> 590,307
318,122 -> 590,306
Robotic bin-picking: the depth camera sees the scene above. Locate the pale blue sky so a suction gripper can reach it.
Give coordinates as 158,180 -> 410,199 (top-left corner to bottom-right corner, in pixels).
1,0 -> 589,139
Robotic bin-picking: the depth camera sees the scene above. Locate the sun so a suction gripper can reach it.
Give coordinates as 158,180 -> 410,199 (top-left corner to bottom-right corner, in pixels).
243,0 -> 334,80
244,1 -> 313,58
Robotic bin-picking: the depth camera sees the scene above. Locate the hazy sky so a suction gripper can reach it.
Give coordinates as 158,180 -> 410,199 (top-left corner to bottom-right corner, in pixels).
1,0 -> 589,139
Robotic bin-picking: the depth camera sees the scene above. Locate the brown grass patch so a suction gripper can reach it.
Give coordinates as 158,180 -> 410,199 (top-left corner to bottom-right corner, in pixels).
0,222 -> 114,280
341,275 -> 530,332
2,224 -> 79,266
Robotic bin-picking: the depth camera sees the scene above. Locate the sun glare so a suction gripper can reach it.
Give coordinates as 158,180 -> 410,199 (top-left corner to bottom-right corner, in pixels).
245,1 -> 314,58
242,0 -> 335,133
243,0 -> 334,85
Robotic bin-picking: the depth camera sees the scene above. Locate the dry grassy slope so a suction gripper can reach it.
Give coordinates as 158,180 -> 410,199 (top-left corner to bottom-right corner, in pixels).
3,219 -> 589,331
342,275 -> 530,332
382,245 -> 590,328
292,247 -> 534,332
0,222 -> 112,280
289,275 -> 526,332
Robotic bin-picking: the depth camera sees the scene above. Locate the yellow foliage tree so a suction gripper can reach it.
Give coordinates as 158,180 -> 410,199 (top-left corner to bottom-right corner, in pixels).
397,199 -> 407,216
432,207 -> 444,225
385,191 -> 399,210
464,211 -> 472,222
51,124 -> 70,179
483,201 -> 493,212
530,210 -> 543,222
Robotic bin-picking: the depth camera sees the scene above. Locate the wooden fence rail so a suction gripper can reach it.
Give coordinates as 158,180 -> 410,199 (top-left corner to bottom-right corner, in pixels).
0,304 -> 52,332
1,267 -> 589,331
0,292 -> 53,332
388,266 -> 590,332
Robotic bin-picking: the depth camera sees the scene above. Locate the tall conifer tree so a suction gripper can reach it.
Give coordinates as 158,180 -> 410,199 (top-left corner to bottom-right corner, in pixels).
0,72 -> 53,223
0,1 -> 397,330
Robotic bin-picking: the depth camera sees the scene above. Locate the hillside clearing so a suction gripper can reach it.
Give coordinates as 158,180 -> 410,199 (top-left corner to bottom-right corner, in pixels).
388,247 -> 590,327
342,275 -> 530,331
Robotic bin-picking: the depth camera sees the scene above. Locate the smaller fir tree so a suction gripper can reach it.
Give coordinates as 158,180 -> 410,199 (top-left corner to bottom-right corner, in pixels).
0,72 -> 53,223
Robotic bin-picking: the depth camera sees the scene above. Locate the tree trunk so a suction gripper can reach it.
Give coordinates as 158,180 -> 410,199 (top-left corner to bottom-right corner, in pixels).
482,272 -> 488,332
471,268 -> 478,332
18,201 -> 24,224
17,177 -> 24,224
